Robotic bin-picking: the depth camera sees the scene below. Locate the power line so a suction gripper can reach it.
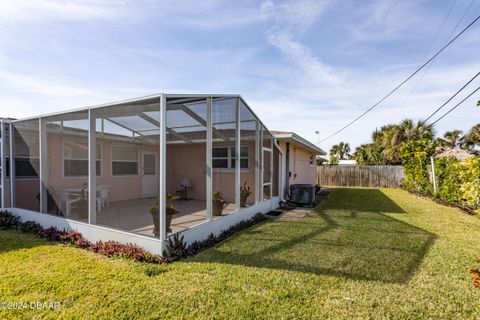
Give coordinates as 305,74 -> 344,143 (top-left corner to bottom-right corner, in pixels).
317,14 -> 480,144
446,0 -> 477,41
429,85 -> 480,125
401,0 -> 476,108
399,0 -> 459,107
422,72 -> 480,124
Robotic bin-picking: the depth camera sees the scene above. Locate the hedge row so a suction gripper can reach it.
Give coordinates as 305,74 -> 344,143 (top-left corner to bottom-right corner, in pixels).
402,157 -> 480,214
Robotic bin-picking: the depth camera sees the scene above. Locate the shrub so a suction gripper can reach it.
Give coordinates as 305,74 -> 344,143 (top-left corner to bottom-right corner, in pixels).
18,220 -> 44,234
39,226 -> 65,241
435,157 -> 464,205
400,140 -> 435,195
459,157 -> 480,211
163,233 -> 188,262
60,230 -> 92,249
0,211 -> 21,230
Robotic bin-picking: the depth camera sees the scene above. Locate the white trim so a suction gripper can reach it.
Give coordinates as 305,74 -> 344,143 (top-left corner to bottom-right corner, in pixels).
88,109 -> 97,224
254,121 -> 260,204
206,97 -> 213,221
159,94 -> 166,245
235,97 -> 240,211
9,122 -> 14,207
39,117 -> 47,213
273,132 -> 326,155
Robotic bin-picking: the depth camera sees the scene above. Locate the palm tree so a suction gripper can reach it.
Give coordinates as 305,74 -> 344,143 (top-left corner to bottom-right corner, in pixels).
372,119 -> 434,164
460,124 -> 480,151
443,130 -> 463,148
329,142 -> 351,162
353,143 -> 385,165
337,142 -> 350,160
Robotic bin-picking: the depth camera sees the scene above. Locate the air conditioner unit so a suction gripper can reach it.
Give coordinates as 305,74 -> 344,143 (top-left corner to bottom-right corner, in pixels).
290,184 -> 315,205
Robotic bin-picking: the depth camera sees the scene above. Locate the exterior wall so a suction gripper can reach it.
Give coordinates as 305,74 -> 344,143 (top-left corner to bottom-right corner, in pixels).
277,140 -> 317,187
44,133 -> 157,204
167,142 -> 257,204
14,179 -> 39,211
291,144 -> 316,185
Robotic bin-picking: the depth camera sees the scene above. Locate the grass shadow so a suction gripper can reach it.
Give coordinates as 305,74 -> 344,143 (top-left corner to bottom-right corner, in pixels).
189,188 -> 436,284
0,230 -> 53,254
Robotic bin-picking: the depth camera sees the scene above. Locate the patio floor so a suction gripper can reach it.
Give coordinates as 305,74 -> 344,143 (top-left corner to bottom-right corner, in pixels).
93,198 -> 237,237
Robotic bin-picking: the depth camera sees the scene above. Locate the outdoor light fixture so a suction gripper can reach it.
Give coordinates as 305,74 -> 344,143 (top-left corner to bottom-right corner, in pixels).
181,177 -> 192,200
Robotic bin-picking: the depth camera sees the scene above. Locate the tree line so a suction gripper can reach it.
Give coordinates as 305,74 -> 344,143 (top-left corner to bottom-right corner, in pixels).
328,120 -> 480,165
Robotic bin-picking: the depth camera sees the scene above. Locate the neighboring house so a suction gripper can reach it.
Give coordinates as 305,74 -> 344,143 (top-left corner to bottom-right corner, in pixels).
0,94 -> 288,255
338,159 -> 357,165
435,147 -> 472,162
272,131 -> 326,199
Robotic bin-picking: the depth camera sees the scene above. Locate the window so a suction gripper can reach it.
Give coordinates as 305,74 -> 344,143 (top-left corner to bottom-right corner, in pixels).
64,142 -> 102,177
112,144 -> 138,176
15,157 -> 39,178
213,146 -> 249,169
310,154 -> 314,166
15,135 -> 39,178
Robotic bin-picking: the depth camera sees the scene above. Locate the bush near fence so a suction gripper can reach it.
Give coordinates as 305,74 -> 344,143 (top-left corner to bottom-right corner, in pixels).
402,156 -> 480,214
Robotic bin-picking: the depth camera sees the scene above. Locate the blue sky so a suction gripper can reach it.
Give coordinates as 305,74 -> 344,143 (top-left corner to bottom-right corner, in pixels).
0,0 -> 479,151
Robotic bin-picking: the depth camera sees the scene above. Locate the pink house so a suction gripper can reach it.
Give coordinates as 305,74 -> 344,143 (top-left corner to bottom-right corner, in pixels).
0,95 -> 325,254
273,131 -> 325,196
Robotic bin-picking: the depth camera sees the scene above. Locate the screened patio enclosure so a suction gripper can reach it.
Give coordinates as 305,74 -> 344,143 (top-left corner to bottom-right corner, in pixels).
0,94 -> 281,244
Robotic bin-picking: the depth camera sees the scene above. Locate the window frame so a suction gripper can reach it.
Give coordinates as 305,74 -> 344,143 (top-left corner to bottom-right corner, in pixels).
111,143 -> 139,177
62,141 -> 103,178
212,145 -> 249,171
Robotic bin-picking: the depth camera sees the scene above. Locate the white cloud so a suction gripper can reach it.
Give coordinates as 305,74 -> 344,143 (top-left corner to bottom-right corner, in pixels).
0,0 -> 126,22
266,30 -> 341,86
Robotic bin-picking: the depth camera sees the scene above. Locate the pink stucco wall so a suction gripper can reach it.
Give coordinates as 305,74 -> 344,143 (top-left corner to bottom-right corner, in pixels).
167,142 -> 257,204
13,132 -> 259,210
278,140 -> 317,186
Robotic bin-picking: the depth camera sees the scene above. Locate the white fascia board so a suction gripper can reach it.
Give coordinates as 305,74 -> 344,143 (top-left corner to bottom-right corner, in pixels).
274,133 -> 326,155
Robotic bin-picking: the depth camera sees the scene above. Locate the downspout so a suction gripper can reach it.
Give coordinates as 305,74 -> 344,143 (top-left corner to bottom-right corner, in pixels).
273,138 -> 285,202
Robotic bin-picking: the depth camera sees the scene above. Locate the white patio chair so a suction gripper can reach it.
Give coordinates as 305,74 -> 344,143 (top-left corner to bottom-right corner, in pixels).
97,185 -> 110,209
63,191 -> 82,217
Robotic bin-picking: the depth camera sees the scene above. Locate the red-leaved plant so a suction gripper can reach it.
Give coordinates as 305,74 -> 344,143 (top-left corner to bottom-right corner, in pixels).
469,260 -> 480,288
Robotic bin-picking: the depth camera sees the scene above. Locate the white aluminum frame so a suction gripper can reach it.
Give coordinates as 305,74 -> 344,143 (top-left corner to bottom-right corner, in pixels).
235,97 -> 241,210
9,122 -> 14,207
39,117 -> 48,213
206,97 -> 213,221
88,109 -> 97,224
0,120 -> 5,208
159,94 -> 167,242
6,93 -> 278,253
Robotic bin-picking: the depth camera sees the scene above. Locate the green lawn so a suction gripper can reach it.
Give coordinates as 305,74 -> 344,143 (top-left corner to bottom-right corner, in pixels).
1,188 -> 479,319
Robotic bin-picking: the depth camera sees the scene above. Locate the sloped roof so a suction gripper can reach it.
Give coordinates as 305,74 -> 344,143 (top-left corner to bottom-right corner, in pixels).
272,131 -> 326,155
